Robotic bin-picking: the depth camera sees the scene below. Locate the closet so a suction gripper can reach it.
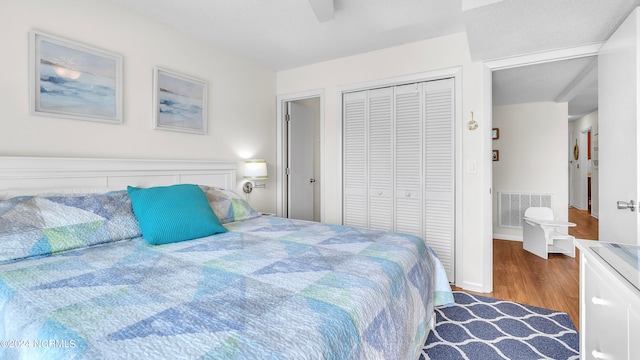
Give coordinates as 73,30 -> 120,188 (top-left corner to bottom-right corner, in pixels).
343,78 -> 455,279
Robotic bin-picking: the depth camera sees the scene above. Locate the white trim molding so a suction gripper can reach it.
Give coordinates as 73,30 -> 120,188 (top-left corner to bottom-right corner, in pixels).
484,43 -> 603,71
276,89 -> 325,220
493,233 -> 523,242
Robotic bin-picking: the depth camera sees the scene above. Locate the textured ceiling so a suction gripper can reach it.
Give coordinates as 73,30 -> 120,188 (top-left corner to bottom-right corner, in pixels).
466,0 -> 633,119
107,0 -> 466,71
464,0 -> 638,62
493,57 -> 598,119
106,0 -> 640,118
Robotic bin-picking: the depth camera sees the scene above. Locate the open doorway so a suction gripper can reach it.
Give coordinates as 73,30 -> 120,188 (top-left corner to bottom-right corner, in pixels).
491,56 -> 599,242
276,92 -> 323,222
481,50 -> 600,314
568,121 -> 599,239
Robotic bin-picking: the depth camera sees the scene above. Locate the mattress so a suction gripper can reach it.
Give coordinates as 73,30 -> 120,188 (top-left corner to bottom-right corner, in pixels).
0,215 -> 453,359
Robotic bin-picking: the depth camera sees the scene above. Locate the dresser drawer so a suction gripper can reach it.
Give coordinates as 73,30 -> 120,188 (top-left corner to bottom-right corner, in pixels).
583,257 -> 628,359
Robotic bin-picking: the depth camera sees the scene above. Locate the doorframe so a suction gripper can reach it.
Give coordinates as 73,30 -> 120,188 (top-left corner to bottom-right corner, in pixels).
483,43 -> 602,292
569,131 -> 574,207
580,126 -> 593,211
276,89 -> 325,220
335,67 -> 464,286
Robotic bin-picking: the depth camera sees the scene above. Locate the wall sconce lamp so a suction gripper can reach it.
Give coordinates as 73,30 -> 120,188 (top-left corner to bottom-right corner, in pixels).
243,159 -> 268,193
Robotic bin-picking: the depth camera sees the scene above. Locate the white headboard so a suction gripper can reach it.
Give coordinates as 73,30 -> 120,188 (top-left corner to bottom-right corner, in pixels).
0,157 -> 237,195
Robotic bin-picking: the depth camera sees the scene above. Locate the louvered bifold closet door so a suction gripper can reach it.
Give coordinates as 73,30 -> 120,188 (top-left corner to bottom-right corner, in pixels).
343,91 -> 368,227
424,78 -> 455,280
368,87 -> 394,231
394,83 -> 423,237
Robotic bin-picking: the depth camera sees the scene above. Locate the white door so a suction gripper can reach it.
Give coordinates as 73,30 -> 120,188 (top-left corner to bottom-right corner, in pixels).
343,91 -> 368,227
424,78 -> 455,280
288,102 -> 315,221
598,8 -> 640,245
394,83 -> 423,238
368,87 -> 394,231
342,80 -> 456,280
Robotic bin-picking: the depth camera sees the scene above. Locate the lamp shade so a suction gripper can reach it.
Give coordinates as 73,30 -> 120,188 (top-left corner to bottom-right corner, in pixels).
244,159 -> 268,180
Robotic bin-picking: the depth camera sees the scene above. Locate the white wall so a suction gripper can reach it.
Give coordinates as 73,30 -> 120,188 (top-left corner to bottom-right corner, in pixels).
0,0 -> 277,213
277,32 -> 491,291
569,110 -> 599,218
492,102 -> 569,240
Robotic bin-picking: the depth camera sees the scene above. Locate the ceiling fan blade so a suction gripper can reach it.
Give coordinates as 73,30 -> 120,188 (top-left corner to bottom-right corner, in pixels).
308,0 -> 334,22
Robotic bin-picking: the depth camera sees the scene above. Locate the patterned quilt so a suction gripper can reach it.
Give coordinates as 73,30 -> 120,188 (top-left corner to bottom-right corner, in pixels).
0,216 -> 453,360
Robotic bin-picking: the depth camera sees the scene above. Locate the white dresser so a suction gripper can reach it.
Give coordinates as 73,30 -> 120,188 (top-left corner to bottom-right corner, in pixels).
576,240 -> 640,359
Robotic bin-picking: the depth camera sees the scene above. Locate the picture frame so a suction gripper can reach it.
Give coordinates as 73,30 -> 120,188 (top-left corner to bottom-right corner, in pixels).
29,30 -> 123,124
153,67 -> 208,134
492,150 -> 499,161
492,128 -> 500,140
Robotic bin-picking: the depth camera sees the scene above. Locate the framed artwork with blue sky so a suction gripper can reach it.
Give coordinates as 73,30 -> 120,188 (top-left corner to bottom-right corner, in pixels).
29,30 -> 123,124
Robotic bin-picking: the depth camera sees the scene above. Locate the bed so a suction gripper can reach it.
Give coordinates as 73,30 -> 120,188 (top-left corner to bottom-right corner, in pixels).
0,157 -> 453,360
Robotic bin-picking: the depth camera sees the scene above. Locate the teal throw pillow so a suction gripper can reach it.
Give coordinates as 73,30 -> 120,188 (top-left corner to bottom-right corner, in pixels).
127,184 -> 227,245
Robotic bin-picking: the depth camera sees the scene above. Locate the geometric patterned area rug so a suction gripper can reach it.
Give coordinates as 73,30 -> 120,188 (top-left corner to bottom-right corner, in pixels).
420,291 -> 580,360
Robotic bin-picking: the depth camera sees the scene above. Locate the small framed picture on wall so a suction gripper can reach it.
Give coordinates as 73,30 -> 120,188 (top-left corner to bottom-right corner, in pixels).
153,67 -> 208,134
492,128 -> 499,140
492,150 -> 499,161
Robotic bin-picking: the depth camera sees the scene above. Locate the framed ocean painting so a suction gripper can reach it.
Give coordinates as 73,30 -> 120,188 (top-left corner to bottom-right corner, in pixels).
153,67 -> 208,134
29,30 -> 123,124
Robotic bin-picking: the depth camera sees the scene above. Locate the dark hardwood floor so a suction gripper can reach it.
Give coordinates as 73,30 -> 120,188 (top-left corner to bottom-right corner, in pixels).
453,207 -> 598,330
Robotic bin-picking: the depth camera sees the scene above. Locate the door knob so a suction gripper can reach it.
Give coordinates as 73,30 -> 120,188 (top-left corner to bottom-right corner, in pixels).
617,200 -> 636,212
591,350 -> 609,359
591,297 -> 611,306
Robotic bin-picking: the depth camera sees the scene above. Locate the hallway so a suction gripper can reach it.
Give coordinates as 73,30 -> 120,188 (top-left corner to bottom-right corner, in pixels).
568,206 -> 598,240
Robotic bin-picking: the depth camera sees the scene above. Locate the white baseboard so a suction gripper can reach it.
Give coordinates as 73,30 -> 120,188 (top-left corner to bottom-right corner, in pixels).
457,281 -> 489,293
492,233 -> 523,242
